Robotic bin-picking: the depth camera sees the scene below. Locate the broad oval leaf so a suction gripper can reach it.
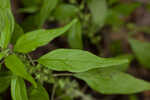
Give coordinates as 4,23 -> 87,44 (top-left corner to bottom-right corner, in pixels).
0,0 -> 15,49
0,72 -> 11,93
74,69 -> 150,94
129,38 -> 150,69
38,49 -> 128,72
68,20 -> 83,49
14,19 -> 77,53
28,83 -> 49,100
5,54 -> 37,87
88,0 -> 107,27
11,76 -> 28,100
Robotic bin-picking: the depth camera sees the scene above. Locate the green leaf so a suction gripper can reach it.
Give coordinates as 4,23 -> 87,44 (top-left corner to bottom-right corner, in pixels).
0,0 -> 11,8
28,83 -> 49,100
38,49 -> 128,72
0,72 -> 11,93
0,0 -> 15,49
129,38 -> 150,68
18,6 -> 39,13
5,54 -> 37,87
112,2 -> 141,16
0,49 -> 9,60
11,76 -> 28,100
110,54 -> 133,71
68,20 -> 83,49
0,64 -> 1,70
22,0 -> 58,31
53,3 -> 79,21
74,69 -> 150,94
21,0 -> 41,7
14,19 -> 77,53
11,23 -> 24,45
37,0 -> 58,27
88,0 -> 107,27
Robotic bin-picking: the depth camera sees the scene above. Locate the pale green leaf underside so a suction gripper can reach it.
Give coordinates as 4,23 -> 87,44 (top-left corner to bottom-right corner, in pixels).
14,19 -> 77,53
11,76 -> 28,100
5,54 -> 37,87
74,69 -> 150,94
38,49 -> 129,72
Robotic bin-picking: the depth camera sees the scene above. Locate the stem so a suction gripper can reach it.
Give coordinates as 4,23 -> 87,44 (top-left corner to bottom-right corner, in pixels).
53,73 -> 73,77
51,84 -> 57,100
27,54 -> 35,66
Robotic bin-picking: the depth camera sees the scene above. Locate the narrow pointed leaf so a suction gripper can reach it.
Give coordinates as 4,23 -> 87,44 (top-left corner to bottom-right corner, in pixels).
11,76 -> 28,100
28,83 -> 49,100
74,69 -> 150,94
0,0 -> 15,49
38,49 -> 128,72
5,54 -> 37,87
14,19 -> 77,53
68,20 -> 83,49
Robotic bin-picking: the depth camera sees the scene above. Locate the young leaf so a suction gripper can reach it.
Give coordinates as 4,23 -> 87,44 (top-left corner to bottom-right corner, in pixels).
129,38 -> 150,69
11,76 -> 28,100
5,54 -> 37,87
38,49 -> 128,72
0,72 -> 11,93
74,69 -> 150,94
0,0 -> 14,49
28,83 -> 49,100
68,20 -> 83,49
14,19 -> 77,53
88,0 -> 107,27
